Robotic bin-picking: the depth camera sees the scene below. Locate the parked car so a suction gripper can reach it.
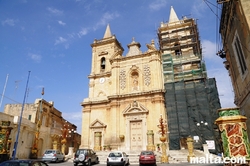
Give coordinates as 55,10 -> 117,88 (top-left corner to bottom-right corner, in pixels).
42,149 -> 65,163
0,159 -> 48,166
73,149 -> 99,166
107,151 -> 129,166
139,151 -> 156,166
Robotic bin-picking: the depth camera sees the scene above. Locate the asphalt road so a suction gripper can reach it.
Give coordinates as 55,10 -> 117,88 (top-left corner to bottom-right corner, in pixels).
47,161 -> 224,166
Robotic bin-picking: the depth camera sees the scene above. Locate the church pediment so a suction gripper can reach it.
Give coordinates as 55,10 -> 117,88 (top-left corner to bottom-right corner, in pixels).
90,119 -> 107,129
122,101 -> 149,115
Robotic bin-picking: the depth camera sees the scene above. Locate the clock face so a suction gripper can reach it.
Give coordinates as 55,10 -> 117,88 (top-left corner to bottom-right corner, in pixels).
99,77 -> 105,83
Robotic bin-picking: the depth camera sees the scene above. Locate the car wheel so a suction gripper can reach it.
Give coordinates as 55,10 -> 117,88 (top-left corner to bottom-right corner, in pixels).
87,160 -> 91,166
95,157 -> 99,164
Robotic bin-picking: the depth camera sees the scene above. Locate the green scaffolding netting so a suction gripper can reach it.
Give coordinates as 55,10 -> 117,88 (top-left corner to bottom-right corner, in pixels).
164,78 -> 222,154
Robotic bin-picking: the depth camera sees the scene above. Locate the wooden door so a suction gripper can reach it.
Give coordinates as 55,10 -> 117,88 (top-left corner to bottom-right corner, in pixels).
130,121 -> 142,151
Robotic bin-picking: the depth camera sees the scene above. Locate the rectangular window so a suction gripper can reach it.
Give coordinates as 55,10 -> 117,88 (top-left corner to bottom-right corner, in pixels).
52,121 -> 56,128
232,32 -> 247,78
28,115 -> 31,120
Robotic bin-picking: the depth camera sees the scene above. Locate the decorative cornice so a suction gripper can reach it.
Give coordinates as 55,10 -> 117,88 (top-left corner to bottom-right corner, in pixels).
88,72 -> 111,79
81,90 -> 165,106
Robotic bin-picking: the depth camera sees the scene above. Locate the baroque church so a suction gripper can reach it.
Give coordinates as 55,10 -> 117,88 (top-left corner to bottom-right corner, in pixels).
80,25 -> 166,151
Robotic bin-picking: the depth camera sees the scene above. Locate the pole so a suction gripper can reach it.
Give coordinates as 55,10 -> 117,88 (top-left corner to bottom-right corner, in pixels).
0,74 -> 9,110
12,71 -> 31,160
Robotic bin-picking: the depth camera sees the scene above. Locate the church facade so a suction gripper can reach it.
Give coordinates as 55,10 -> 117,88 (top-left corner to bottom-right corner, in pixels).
80,25 -> 166,151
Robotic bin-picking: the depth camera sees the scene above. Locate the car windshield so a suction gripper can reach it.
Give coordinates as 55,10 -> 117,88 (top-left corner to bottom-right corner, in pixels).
141,151 -> 153,155
45,150 -> 55,154
109,152 -> 122,157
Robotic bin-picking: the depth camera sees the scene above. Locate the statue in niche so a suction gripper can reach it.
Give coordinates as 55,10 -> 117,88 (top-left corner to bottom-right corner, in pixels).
132,75 -> 139,91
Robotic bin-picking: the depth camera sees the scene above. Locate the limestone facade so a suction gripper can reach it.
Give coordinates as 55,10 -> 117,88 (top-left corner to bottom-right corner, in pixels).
218,0 -> 250,137
81,25 -> 166,151
1,99 -> 80,159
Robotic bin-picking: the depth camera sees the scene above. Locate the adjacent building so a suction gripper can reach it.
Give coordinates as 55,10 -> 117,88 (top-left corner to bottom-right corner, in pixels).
217,0 -> 250,137
1,99 -> 80,159
158,7 -> 222,153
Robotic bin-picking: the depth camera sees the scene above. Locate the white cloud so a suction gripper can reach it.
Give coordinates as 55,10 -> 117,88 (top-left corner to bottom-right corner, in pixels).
28,53 -> 42,63
58,20 -> 66,26
191,0 -> 207,18
47,7 -> 63,15
149,0 -> 167,11
78,28 -> 88,38
55,37 -> 67,45
202,40 -> 217,60
2,18 -> 17,26
93,12 -> 120,30
62,112 -> 82,133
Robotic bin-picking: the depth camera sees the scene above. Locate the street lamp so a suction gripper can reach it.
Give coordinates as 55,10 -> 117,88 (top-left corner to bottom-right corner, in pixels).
196,121 -> 208,148
69,129 -> 76,147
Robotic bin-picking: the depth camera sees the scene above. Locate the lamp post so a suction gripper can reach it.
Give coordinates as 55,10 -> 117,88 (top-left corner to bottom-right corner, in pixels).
157,115 -> 169,163
196,121 -> 208,145
12,71 -> 30,160
196,121 -> 209,154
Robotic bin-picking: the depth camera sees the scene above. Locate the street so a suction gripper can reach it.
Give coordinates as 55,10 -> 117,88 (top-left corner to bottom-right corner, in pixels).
47,161 -> 224,166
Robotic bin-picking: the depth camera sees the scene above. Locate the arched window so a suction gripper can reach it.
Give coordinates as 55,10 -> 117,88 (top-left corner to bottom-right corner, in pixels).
101,57 -> 106,70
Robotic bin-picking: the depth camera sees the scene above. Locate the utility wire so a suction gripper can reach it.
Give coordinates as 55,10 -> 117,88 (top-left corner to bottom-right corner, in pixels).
0,93 -> 21,104
203,0 -> 221,21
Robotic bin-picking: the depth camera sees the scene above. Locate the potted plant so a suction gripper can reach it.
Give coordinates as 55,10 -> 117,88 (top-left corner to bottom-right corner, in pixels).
107,145 -> 112,151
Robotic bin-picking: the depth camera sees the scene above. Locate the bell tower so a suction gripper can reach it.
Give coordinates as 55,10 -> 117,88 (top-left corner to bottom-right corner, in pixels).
88,24 -> 124,99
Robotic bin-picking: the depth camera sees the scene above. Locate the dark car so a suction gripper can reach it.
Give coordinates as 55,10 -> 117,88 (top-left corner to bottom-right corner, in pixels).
73,149 -> 99,166
139,151 -> 156,166
0,159 -> 48,166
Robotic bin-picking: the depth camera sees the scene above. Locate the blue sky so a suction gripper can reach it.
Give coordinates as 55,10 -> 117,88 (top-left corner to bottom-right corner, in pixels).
0,0 -> 235,133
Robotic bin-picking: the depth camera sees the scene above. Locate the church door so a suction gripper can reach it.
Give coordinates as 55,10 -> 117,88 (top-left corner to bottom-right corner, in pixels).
130,121 -> 142,151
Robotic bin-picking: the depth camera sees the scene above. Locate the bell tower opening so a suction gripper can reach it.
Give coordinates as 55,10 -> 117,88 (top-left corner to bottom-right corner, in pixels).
101,57 -> 106,70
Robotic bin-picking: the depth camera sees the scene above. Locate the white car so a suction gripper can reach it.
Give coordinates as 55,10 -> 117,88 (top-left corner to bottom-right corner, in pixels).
107,151 -> 129,166
42,149 -> 65,163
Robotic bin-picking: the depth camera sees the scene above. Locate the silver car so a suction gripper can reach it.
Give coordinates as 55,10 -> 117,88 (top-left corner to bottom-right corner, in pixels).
107,151 -> 129,166
42,149 -> 65,162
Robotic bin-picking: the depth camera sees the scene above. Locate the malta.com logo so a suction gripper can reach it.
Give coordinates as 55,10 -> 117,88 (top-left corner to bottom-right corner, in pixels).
189,154 -> 247,164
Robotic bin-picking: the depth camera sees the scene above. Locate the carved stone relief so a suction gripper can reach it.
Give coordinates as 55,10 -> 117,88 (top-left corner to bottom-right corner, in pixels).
144,65 -> 151,86
120,69 -> 126,90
